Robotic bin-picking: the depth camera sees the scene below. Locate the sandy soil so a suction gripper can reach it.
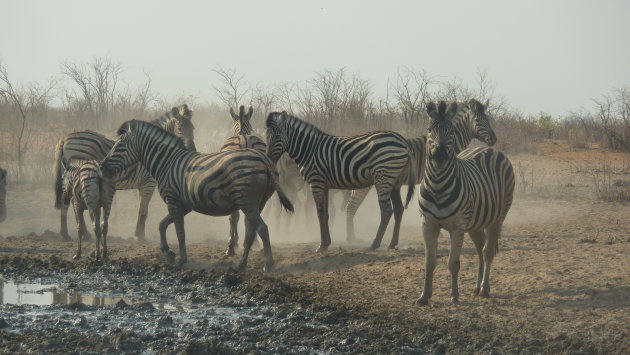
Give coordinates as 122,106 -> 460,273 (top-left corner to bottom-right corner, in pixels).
1,143 -> 629,353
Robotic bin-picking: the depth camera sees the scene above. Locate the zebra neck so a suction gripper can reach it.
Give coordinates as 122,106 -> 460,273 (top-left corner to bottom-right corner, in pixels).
137,139 -> 193,180
424,156 -> 459,190
285,123 -> 331,167
452,113 -> 473,154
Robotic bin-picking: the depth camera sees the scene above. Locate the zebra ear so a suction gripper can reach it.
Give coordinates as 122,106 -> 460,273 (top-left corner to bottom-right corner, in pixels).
171,107 -> 180,117
426,102 -> 438,120
445,102 -> 459,120
484,99 -> 490,108
239,105 -> 245,119
437,101 -> 448,118
246,106 -> 254,121
230,107 -> 239,121
468,99 -> 483,113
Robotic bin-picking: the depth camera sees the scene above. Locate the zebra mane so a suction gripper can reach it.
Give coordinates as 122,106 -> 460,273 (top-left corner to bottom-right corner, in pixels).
266,112 -> 327,136
117,120 -> 187,151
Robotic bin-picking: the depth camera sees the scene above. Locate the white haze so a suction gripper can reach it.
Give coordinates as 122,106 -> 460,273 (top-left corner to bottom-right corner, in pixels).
0,0 -> 628,117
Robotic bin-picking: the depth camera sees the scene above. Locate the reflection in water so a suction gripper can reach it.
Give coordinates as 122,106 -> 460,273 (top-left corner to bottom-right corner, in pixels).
0,279 -> 184,310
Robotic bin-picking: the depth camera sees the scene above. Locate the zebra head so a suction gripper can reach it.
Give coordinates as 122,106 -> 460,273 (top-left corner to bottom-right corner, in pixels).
426,101 -> 460,168
466,99 -> 497,146
170,104 -> 197,152
0,167 -> 6,222
265,111 -> 289,164
100,122 -> 141,181
230,105 -> 254,135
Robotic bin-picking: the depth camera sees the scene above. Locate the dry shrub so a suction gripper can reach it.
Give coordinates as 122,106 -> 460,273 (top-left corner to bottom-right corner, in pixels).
592,160 -> 630,202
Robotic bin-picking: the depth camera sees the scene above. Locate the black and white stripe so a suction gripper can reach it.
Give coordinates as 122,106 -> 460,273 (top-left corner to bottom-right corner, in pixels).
60,160 -> 116,261
417,101 -> 515,305
219,106 -> 268,256
344,99 -> 497,248
100,120 -> 293,270
266,111 -> 417,251
53,104 -> 196,240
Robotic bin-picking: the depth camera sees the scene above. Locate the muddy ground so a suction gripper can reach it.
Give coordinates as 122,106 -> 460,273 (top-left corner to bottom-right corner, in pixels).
1,143 -> 630,354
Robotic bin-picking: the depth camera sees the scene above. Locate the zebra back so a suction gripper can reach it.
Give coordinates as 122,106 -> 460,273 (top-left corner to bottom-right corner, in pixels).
220,135 -> 267,154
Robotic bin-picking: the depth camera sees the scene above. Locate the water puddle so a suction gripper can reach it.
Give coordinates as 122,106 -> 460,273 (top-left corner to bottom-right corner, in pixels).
0,278 -> 186,311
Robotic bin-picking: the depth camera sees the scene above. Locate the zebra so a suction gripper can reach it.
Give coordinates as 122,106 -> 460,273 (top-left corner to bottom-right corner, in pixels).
417,101 -> 514,305
265,111 -> 417,252
60,160 -> 116,261
100,120 -> 294,270
0,167 -> 6,223
218,106 -> 269,256
344,99 -> 498,248
53,104 -> 196,241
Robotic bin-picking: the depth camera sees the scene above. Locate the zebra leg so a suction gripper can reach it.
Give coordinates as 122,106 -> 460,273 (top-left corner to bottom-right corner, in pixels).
135,185 -> 154,241
60,202 -> 71,240
238,211 -> 259,270
469,230 -> 486,295
368,181 -> 394,250
311,186 -> 331,252
346,187 -> 370,242
225,211 -> 240,256
388,186 -> 404,250
172,211 -> 189,267
101,186 -> 115,262
447,229 -> 465,303
158,213 -> 176,263
480,223 -> 502,298
91,208 -> 102,261
416,220 -> 440,306
73,204 -> 86,260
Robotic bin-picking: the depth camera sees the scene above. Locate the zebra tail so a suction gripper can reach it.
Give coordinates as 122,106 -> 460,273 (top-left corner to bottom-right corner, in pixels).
272,170 -> 294,213
404,149 -> 418,209
53,138 -> 65,209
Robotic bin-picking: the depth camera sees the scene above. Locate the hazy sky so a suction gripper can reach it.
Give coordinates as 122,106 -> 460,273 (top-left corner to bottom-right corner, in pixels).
1,0 -> 628,117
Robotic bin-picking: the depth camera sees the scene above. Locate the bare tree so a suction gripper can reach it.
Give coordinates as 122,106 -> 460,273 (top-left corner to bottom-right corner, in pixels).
391,67 -> 433,123
0,63 -> 55,181
212,66 -> 250,110
252,83 -> 277,123
61,57 -> 123,129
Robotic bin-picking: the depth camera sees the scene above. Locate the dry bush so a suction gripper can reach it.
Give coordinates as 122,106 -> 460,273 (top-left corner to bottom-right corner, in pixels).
592,160 -> 630,202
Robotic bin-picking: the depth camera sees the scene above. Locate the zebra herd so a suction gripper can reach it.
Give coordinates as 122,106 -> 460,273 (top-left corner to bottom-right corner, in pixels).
0,97 -> 514,305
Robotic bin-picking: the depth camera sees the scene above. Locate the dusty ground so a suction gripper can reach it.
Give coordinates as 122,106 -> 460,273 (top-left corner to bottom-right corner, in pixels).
1,142 -> 630,354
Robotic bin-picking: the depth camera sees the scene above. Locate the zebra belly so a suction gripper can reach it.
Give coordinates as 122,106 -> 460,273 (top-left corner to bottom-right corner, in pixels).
422,209 -> 471,234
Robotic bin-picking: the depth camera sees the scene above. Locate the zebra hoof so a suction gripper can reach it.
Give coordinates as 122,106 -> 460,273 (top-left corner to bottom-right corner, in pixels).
315,245 -> 328,253
451,296 -> 460,304
479,289 -> 490,298
387,244 -> 398,250
415,297 -> 429,306
225,248 -> 236,257
263,261 -> 274,272
73,253 -> 81,260
165,251 -> 176,264
473,287 -> 480,295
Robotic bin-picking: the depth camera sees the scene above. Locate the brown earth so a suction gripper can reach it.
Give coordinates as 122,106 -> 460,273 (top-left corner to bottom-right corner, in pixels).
1,142 -> 630,353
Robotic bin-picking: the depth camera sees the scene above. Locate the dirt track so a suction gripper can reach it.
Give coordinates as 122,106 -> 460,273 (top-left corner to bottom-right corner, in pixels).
1,145 -> 630,354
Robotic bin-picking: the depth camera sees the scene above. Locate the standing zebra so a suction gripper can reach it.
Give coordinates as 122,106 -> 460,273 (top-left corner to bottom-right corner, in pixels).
344,99 -> 498,248
100,120 -> 293,270
53,104 -> 196,241
60,160 -> 116,261
219,106 -> 268,256
417,101 -> 514,305
266,111 -> 417,252
0,167 -> 6,223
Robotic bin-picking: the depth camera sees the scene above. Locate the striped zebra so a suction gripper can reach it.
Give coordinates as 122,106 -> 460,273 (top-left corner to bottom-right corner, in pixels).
53,104 -> 196,241
0,167 -> 6,222
218,106 -> 268,256
344,99 -> 498,248
417,101 -> 514,305
60,160 -> 116,261
100,120 -> 294,270
266,111 -> 417,252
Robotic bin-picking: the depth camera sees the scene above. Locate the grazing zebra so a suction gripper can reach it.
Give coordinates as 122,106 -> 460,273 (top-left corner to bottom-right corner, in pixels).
266,111 -> 417,252
100,120 -> 294,270
0,167 -> 6,223
219,106 -> 269,256
344,99 -> 498,247
60,160 -> 116,261
417,101 -> 514,305
53,104 -> 196,241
